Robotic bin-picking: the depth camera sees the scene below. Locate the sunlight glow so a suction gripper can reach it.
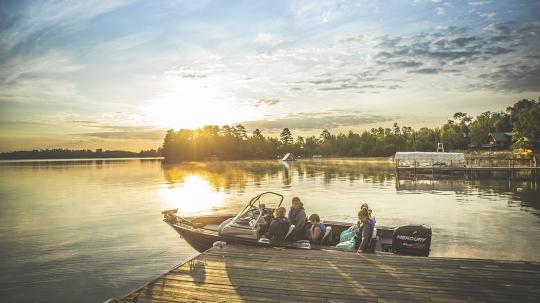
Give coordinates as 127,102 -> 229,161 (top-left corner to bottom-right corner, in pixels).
144,74 -> 260,129
159,175 -> 226,215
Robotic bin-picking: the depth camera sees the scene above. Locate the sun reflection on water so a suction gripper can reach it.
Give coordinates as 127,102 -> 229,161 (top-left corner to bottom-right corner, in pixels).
159,175 -> 226,215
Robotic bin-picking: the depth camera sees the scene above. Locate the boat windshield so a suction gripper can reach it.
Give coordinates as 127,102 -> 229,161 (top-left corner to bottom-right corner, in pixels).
252,192 -> 284,209
230,192 -> 283,229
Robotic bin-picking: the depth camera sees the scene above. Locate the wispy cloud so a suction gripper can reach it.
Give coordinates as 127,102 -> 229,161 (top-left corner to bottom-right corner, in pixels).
468,1 -> 491,6
241,111 -> 392,131
255,33 -> 283,46
435,7 -> 446,16
0,0 -> 134,53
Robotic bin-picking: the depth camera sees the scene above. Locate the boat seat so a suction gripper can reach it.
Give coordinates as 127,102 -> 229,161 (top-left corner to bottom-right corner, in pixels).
321,226 -> 333,245
284,224 -> 295,241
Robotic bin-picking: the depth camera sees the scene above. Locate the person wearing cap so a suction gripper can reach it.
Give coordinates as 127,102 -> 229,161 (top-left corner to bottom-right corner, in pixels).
264,207 -> 291,241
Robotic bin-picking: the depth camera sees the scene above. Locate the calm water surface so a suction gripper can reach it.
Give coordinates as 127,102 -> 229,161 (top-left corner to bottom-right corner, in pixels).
1,158 -> 539,302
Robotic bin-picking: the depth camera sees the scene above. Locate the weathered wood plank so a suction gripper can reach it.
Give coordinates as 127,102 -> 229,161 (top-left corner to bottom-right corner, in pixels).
118,244 -> 540,303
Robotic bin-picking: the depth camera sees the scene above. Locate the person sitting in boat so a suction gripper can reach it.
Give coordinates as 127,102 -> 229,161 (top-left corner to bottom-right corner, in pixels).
308,213 -> 326,244
288,197 -> 307,240
356,207 -> 376,253
263,207 -> 291,241
360,202 -> 375,223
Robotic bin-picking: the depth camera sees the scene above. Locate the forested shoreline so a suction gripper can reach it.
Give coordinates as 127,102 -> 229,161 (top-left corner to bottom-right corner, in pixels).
162,99 -> 540,162
0,148 -> 161,160
2,99 -> 537,161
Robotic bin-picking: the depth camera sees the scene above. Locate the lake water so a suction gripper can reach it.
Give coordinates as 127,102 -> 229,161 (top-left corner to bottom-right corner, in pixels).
1,158 -> 539,302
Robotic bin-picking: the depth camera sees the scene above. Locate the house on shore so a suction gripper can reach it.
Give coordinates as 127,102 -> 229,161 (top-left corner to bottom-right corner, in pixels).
482,132 -> 512,150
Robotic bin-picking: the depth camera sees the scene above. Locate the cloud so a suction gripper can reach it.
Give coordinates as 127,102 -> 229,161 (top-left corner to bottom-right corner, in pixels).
435,7 -> 445,16
254,33 -> 283,46
484,23 -> 512,35
79,130 -> 165,140
408,68 -> 443,74
480,12 -> 497,20
163,68 -> 208,79
387,61 -> 423,68
0,51 -> 83,83
450,37 -> 479,47
289,0 -> 356,25
92,30 -> 162,52
473,63 -> 540,92
468,1 -> 491,5
241,111 -> 392,130
0,0 -> 134,53
0,77 -> 83,104
255,98 -> 281,107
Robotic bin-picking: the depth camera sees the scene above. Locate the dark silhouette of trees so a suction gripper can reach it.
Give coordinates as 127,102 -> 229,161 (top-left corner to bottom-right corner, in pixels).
162,98 -> 539,162
0,148 -> 162,160
509,99 -> 540,151
280,128 -> 293,145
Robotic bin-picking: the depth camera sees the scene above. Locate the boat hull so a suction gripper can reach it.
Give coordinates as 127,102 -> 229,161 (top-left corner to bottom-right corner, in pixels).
165,217 -> 396,254
168,221 -> 298,252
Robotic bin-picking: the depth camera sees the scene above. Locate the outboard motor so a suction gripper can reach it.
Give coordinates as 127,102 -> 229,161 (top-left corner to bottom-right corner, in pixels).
392,225 -> 431,257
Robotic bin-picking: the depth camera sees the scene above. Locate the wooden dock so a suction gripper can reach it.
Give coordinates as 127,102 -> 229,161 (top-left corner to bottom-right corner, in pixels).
119,244 -> 540,302
395,155 -> 538,180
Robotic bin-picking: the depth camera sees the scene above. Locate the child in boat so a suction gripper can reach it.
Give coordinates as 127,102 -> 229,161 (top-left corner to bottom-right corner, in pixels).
308,213 -> 326,244
360,203 -> 375,223
356,207 -> 376,253
263,207 -> 291,241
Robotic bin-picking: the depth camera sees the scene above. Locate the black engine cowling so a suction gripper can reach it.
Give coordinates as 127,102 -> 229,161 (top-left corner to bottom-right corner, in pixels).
392,225 -> 432,257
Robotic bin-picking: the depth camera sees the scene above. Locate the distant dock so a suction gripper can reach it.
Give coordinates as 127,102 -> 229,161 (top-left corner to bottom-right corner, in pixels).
118,244 -> 540,302
395,153 -> 538,180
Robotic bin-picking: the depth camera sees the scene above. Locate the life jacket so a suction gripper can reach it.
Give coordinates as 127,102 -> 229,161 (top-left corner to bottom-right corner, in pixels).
313,223 -> 326,241
278,216 -> 289,224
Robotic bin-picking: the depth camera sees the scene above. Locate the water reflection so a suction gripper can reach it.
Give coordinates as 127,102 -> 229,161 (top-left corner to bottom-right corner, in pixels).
1,158 -> 539,303
161,159 -> 540,261
161,159 -> 539,216
162,159 -> 395,190
396,179 -> 466,192
159,175 -> 226,215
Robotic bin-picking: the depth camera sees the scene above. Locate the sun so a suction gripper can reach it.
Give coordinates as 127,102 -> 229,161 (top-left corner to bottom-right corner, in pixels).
144,74 -> 259,129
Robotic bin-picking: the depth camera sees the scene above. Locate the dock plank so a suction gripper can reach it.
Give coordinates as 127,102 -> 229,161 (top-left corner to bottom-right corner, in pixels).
119,245 -> 540,302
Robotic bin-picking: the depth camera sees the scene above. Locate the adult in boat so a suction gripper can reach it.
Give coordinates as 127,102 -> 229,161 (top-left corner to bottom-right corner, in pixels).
288,197 -> 307,240
264,207 -> 291,241
308,213 -> 326,243
356,207 -> 376,253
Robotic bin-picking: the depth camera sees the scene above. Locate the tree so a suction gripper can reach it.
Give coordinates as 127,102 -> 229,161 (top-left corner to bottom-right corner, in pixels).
440,119 -> 468,151
280,128 -> 293,145
234,124 -> 247,140
469,112 -> 491,146
511,99 -> 540,151
320,129 -> 331,141
252,128 -> 264,140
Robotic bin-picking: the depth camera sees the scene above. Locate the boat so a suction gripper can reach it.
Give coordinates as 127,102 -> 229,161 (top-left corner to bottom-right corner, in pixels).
281,153 -> 296,161
162,192 -> 432,256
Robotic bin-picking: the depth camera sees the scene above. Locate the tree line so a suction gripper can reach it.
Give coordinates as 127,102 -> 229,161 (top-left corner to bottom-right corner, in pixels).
162,98 -> 539,162
0,148 -> 162,160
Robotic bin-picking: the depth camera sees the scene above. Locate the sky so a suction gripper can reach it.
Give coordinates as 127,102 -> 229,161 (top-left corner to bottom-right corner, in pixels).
0,0 -> 539,152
